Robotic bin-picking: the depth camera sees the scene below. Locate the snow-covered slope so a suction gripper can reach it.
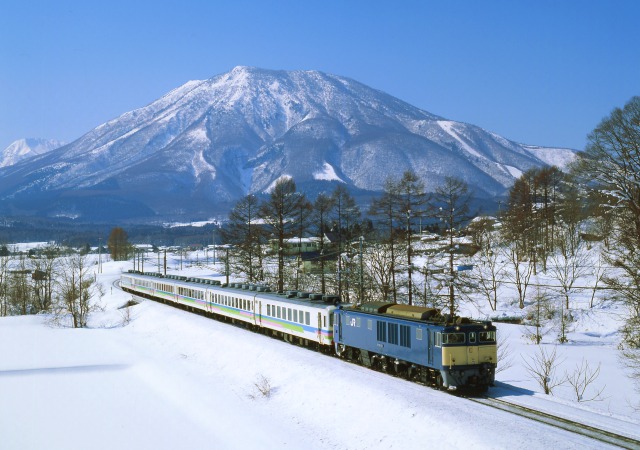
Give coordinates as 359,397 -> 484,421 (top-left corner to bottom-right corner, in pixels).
1,256 -> 637,450
0,138 -> 64,168
0,67 -> 577,221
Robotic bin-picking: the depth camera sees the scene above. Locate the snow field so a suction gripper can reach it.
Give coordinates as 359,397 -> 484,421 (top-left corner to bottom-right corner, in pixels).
0,257 -> 638,449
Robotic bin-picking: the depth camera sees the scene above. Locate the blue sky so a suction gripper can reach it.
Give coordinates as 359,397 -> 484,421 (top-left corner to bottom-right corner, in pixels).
1,0 -> 638,151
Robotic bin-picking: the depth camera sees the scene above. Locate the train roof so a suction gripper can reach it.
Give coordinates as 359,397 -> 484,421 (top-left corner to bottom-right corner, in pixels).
124,271 -> 340,310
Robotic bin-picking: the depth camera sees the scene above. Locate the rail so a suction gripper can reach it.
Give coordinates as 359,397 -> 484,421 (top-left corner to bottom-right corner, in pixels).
469,396 -> 640,449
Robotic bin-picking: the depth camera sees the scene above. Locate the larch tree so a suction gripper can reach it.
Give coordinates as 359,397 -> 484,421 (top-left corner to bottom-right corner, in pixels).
107,227 -> 131,261
396,170 -> 428,305
259,178 -> 310,293
369,177 -> 401,303
430,176 -> 472,318
313,193 -> 335,294
222,194 -> 266,283
330,185 -> 361,302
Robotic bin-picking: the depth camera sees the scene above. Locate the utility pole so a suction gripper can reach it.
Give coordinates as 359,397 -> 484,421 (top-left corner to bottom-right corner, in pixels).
225,246 -> 230,286
447,208 -> 455,318
407,209 -> 413,305
359,236 -> 364,304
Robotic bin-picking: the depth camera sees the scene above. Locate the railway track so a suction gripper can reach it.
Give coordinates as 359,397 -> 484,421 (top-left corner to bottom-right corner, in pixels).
469,396 -> 640,449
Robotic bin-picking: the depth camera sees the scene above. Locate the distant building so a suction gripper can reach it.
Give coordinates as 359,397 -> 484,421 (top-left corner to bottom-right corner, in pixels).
269,237 -> 323,255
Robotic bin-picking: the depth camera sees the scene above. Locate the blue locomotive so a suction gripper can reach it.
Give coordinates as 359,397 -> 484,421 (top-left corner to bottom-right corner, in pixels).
121,271 -> 497,391
334,302 -> 496,391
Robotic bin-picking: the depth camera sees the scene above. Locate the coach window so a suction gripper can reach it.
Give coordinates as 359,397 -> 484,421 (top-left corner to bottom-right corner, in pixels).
288,308 -> 292,321
305,312 -> 310,325
293,310 -> 298,322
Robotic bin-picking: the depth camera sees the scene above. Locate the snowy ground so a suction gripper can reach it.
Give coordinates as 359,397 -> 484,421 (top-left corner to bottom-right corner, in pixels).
1,256 -> 639,449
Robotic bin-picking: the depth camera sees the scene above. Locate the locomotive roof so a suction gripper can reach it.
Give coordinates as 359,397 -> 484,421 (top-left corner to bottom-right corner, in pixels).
342,301 -> 493,328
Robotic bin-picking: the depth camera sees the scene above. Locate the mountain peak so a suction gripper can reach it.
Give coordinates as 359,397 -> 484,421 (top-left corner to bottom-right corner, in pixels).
0,138 -> 64,168
0,68 -> 576,222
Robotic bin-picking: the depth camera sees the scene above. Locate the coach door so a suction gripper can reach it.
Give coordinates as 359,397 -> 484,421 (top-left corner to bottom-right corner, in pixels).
258,301 -> 262,326
317,313 -> 322,343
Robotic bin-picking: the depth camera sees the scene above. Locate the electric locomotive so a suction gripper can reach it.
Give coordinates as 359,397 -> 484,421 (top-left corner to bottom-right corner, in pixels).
333,302 -> 496,391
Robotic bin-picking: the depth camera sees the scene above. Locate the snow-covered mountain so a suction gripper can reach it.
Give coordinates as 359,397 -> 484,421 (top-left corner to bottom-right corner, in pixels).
0,138 -> 64,168
0,66 -> 576,222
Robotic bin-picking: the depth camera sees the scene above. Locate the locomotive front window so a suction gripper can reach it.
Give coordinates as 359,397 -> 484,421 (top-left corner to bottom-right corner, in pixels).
442,333 -> 465,344
479,331 -> 496,342
469,332 -> 476,343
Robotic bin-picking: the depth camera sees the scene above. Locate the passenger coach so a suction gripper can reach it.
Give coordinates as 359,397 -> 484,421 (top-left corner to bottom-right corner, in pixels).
121,271 -> 337,349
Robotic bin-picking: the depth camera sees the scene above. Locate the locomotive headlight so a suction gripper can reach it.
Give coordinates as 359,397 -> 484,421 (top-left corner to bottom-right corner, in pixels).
455,326 -> 460,331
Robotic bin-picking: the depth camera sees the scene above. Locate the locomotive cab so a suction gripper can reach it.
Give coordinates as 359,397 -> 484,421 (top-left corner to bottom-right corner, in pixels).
438,323 -> 497,391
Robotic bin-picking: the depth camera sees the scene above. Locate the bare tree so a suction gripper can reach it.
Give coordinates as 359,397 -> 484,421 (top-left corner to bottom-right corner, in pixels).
471,219 -> 506,311
362,240 -> 398,303
259,178 -> 310,293
396,171 -> 428,305
222,194 -> 267,283
522,346 -> 566,395
28,246 -> 58,313
369,178 -> 401,302
313,193 -> 335,295
524,287 -> 552,345
571,96 -> 640,348
620,348 -> 640,410
548,224 -> 590,310
54,254 -> 102,328
566,359 -> 605,402
330,185 -> 360,301
496,332 -> 514,374
0,253 -> 8,316
430,176 -> 472,317
504,244 -> 534,309
589,249 -> 607,308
